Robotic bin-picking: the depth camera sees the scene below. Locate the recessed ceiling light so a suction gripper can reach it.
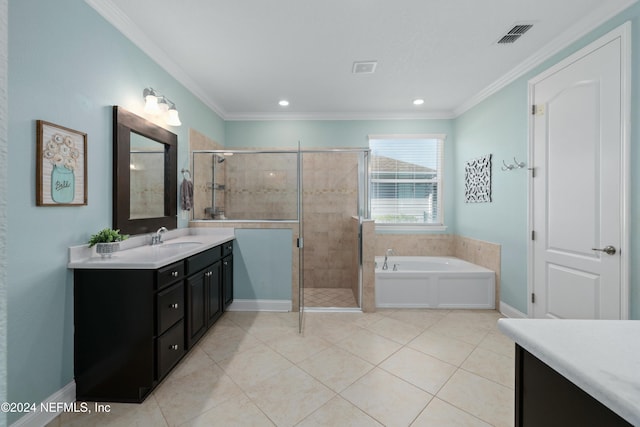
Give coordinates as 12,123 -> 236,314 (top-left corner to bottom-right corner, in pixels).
413,99 -> 425,106
279,100 -> 290,107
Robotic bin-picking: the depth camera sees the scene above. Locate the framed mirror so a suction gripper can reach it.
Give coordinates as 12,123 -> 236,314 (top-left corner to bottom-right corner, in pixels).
113,106 -> 177,235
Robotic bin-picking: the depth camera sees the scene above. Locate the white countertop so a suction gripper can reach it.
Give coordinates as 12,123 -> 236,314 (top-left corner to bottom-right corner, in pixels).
68,228 -> 235,269
498,319 -> 640,426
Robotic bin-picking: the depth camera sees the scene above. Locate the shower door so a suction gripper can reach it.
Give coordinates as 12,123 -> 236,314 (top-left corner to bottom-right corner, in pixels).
299,149 -> 368,314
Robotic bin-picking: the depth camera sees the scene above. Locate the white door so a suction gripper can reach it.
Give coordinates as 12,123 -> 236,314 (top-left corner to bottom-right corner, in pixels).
530,24 -> 629,320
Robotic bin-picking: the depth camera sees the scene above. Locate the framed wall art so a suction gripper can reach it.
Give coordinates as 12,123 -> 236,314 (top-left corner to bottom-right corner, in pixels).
36,120 -> 87,206
464,154 -> 492,203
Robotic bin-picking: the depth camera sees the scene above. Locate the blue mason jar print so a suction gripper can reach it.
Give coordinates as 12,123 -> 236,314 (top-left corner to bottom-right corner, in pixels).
51,165 -> 75,203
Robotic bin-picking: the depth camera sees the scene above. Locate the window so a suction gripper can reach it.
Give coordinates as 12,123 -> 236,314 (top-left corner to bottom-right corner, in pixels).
369,135 -> 444,227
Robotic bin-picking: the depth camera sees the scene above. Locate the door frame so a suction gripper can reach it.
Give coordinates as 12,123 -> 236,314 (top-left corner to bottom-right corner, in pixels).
527,22 -> 631,319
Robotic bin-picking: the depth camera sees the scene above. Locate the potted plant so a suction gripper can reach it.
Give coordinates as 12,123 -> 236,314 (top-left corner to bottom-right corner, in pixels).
88,228 -> 129,258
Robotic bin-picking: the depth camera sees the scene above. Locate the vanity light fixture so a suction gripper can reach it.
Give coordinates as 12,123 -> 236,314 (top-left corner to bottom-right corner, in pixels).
278,100 -> 290,107
143,87 -> 182,126
413,98 -> 425,106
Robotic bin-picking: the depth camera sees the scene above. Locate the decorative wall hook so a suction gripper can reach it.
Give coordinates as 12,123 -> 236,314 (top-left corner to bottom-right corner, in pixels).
502,157 -> 526,171
501,160 -> 514,171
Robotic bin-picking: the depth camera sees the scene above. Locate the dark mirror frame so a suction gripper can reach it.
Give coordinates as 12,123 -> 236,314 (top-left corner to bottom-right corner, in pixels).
113,106 -> 177,235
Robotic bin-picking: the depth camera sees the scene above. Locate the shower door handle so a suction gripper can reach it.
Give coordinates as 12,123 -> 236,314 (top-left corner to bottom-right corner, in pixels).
591,245 -> 616,255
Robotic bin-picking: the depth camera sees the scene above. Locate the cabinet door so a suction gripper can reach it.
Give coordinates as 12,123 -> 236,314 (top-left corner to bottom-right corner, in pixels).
207,261 -> 223,327
222,255 -> 233,310
185,272 -> 207,349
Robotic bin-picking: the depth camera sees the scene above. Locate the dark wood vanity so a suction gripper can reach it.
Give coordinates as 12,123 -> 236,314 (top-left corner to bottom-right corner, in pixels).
73,241 -> 233,403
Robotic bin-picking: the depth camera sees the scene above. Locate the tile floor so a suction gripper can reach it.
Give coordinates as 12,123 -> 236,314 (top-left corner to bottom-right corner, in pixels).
49,309 -> 515,427
303,288 -> 358,308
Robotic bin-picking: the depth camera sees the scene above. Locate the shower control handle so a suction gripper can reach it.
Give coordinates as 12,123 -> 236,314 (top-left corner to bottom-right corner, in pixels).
591,245 -> 616,255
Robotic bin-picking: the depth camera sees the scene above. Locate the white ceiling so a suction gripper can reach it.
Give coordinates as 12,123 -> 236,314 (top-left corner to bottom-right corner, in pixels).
90,0 -> 635,120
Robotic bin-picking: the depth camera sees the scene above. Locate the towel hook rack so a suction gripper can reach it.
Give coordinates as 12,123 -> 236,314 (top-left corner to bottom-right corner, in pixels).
181,168 -> 191,180
501,157 -> 526,171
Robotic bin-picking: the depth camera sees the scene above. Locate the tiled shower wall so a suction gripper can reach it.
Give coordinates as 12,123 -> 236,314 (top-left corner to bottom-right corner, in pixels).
190,129 -> 222,220
302,152 -> 359,290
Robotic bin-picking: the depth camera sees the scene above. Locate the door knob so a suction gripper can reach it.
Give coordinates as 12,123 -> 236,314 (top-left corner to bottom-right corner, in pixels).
592,245 -> 616,255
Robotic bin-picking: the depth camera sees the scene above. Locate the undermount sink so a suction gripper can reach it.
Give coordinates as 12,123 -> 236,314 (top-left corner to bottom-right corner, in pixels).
157,241 -> 202,249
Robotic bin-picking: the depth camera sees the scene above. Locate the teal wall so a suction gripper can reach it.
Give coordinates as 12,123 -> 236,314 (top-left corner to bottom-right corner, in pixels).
7,0 -> 224,423
233,229 -> 292,300
453,4 -> 640,318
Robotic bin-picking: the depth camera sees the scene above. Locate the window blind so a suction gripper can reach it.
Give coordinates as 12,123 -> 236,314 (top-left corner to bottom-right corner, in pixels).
369,137 -> 443,224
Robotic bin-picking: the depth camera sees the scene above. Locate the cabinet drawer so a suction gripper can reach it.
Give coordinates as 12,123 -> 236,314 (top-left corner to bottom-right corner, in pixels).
157,320 -> 185,380
186,246 -> 222,275
157,261 -> 184,290
157,282 -> 184,335
222,241 -> 233,257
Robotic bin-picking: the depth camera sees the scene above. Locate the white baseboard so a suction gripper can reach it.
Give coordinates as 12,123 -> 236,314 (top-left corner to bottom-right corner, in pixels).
11,381 -> 75,427
499,301 -> 528,318
227,299 -> 292,312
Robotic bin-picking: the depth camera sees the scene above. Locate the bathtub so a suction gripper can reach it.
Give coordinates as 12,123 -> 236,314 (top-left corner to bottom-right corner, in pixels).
375,256 -> 495,309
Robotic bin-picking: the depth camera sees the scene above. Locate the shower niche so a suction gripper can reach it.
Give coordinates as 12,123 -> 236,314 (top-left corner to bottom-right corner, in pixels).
192,151 -> 298,221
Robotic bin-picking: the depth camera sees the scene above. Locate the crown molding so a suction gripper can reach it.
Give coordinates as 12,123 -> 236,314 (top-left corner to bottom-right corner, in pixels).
224,110 -> 457,121
85,0 -> 227,119
454,0 -> 638,117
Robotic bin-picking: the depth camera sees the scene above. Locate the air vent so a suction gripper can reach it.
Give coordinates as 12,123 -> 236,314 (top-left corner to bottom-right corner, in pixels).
352,61 -> 377,74
498,34 -> 522,44
508,24 -> 533,35
497,23 -> 534,44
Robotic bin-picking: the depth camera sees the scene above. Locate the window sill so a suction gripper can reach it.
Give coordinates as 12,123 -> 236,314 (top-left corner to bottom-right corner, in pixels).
375,224 -> 448,233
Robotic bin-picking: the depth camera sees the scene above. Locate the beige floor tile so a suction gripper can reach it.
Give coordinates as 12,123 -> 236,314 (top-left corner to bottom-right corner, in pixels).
412,398 -> 492,427
408,330 -> 476,366
384,309 -> 448,330
164,346 -> 215,381
298,346 -> 374,392
57,397 -> 167,427
302,316 -> 363,343
198,330 -> 263,362
341,368 -> 433,427
428,318 -> 490,346
461,347 -> 515,389
266,332 -> 331,363
445,310 -> 503,330
437,369 -> 514,427
478,331 -> 516,358
153,364 -> 244,426
365,316 -> 424,344
217,343 -> 295,391
245,366 -> 335,426
298,395 -> 383,427
336,329 -> 402,365
380,347 -> 457,395
181,394 -> 275,427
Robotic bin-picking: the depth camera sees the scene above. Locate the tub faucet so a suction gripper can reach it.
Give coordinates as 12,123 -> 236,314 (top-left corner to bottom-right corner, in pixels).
382,248 -> 395,270
152,227 -> 168,245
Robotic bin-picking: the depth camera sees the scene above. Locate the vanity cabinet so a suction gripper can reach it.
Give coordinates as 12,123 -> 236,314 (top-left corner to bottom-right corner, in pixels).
73,241 -> 233,403
185,246 -> 223,349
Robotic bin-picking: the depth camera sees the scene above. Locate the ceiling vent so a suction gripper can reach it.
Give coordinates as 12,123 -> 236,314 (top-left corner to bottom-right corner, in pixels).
497,23 -> 534,44
352,61 -> 377,74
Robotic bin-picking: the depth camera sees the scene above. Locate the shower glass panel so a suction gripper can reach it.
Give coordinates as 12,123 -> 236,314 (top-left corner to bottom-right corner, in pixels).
302,150 -> 366,309
191,151 -> 298,221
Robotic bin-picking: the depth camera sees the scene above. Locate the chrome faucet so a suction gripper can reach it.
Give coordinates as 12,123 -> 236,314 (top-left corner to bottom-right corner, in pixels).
382,248 -> 395,270
151,227 -> 168,245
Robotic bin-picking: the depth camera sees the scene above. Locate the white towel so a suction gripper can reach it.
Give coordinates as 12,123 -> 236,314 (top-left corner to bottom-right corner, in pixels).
180,178 -> 193,211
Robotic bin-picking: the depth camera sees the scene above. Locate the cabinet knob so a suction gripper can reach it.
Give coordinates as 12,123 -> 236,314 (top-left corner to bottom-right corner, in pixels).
223,261 -> 228,266
171,271 -> 178,277
170,303 -> 179,309
170,344 -> 179,351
